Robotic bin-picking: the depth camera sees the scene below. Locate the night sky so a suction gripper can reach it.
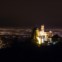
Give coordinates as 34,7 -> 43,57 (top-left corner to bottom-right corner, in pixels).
0,1 -> 62,28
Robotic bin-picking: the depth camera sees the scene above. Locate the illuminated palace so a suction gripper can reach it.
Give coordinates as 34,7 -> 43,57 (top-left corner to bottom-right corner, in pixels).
34,25 -> 53,45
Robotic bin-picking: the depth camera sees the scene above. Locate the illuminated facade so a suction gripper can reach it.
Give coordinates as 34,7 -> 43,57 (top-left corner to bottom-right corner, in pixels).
35,25 -> 53,45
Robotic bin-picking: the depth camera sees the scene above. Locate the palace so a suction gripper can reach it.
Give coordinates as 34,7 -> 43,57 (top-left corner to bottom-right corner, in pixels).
35,25 -> 53,45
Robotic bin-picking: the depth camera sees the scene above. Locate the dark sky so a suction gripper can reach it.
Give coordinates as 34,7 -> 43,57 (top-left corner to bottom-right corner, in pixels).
0,0 -> 62,28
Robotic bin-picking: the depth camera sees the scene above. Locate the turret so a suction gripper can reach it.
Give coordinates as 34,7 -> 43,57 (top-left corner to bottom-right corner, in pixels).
41,25 -> 45,32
